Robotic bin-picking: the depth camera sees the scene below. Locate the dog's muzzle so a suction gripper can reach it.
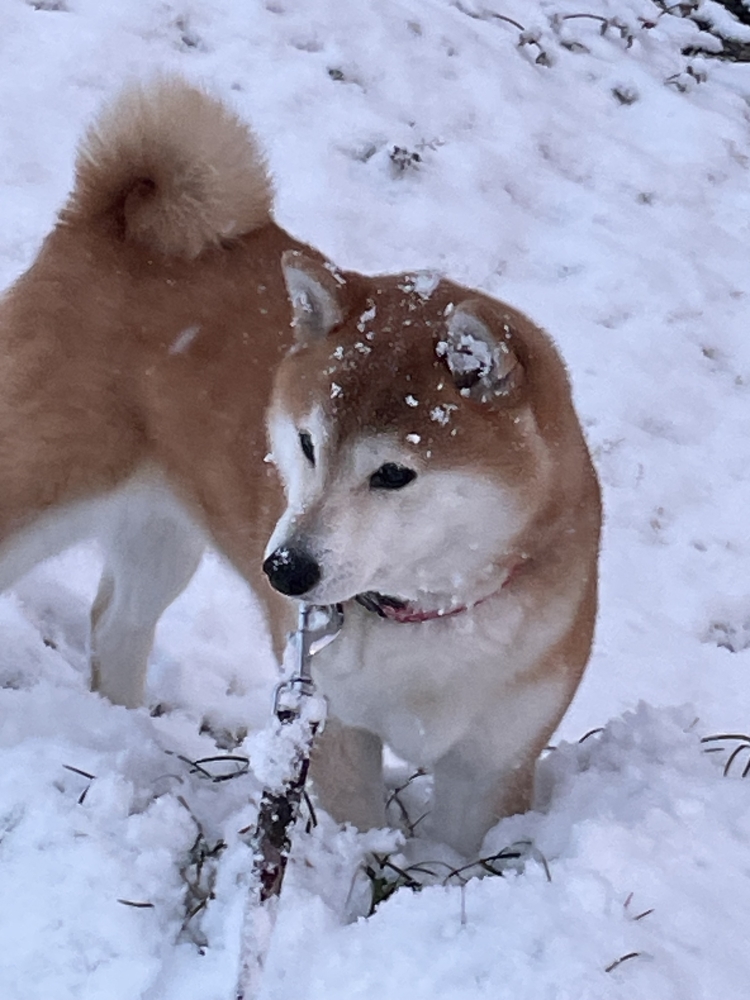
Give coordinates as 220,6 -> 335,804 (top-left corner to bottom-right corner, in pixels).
263,546 -> 321,597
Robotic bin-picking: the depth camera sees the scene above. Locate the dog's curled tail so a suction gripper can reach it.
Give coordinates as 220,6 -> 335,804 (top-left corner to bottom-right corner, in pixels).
63,78 -> 273,258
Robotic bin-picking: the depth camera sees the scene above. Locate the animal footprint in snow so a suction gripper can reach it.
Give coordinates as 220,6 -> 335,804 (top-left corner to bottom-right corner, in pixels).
704,615 -> 750,653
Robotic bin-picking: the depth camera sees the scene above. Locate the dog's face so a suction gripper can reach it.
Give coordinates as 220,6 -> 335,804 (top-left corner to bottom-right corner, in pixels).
263,253 -> 556,613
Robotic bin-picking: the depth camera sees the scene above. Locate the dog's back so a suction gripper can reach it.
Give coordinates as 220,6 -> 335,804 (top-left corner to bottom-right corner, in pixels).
0,80 -> 280,527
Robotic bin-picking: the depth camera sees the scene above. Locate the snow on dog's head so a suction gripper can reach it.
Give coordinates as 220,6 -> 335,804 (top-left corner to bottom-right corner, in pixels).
263,252 -> 588,609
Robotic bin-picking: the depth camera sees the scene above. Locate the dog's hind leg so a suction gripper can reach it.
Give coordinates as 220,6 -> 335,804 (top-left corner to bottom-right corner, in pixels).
90,480 -> 203,708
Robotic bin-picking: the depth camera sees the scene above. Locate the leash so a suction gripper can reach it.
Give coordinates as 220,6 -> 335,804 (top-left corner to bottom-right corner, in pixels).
235,602 -> 344,1000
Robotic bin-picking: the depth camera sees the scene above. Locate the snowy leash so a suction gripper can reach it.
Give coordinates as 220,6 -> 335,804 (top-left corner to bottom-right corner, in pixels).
235,603 -> 344,1000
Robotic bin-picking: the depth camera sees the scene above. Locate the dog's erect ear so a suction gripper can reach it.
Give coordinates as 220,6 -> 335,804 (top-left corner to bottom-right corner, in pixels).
282,250 -> 345,342
437,303 -> 523,401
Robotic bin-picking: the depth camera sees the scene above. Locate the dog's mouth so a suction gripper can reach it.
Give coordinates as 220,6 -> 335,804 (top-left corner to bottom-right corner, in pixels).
354,591 -> 468,624
354,591 -> 407,617
352,556 -> 529,623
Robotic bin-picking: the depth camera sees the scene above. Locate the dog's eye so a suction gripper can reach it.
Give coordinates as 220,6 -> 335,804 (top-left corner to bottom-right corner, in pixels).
369,463 -> 417,491
299,431 -> 315,466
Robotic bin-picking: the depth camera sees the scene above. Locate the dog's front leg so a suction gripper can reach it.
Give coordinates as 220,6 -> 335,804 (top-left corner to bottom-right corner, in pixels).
310,715 -> 386,832
428,740 -> 536,858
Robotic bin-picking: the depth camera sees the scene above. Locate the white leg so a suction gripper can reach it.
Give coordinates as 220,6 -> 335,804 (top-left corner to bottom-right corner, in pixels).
428,741 -> 535,857
90,501 -> 203,708
427,676 -> 574,855
310,716 -> 386,831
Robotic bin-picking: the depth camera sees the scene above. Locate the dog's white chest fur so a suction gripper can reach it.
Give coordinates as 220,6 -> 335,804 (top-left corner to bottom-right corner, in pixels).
313,593 -> 574,768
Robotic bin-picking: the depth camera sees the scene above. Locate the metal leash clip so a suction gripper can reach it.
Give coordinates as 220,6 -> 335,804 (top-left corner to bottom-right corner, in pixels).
273,603 -> 344,723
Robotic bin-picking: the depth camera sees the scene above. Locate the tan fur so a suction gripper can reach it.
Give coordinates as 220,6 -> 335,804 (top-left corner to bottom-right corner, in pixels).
66,78 -> 273,257
0,79 -> 600,852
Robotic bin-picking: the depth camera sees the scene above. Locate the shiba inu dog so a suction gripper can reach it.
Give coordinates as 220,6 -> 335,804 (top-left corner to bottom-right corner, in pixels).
263,256 -> 601,855
0,78 -> 600,855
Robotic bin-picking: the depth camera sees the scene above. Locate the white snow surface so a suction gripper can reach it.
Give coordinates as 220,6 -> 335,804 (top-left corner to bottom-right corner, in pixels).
0,0 -> 749,997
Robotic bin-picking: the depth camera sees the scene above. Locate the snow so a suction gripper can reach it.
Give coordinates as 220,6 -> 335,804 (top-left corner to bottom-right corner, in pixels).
0,0 -> 749,997
169,324 -> 202,354
356,303 -> 377,331
431,403 -> 457,426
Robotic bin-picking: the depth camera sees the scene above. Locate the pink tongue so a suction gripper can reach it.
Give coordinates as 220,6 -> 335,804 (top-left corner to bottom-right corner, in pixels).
382,602 -> 466,624
381,603 -> 420,623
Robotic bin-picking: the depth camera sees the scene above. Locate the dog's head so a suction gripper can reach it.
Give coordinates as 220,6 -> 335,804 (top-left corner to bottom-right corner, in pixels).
263,252 -> 572,615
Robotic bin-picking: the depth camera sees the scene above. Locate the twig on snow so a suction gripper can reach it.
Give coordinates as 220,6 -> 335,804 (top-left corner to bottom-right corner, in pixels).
701,733 -> 750,776
451,1 -> 552,65
605,951 -> 641,973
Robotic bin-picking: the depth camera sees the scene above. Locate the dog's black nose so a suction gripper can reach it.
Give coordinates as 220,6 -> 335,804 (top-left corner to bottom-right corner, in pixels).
263,546 -> 321,597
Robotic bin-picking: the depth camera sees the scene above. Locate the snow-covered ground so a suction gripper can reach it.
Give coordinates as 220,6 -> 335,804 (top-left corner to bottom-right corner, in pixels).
0,0 -> 749,996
